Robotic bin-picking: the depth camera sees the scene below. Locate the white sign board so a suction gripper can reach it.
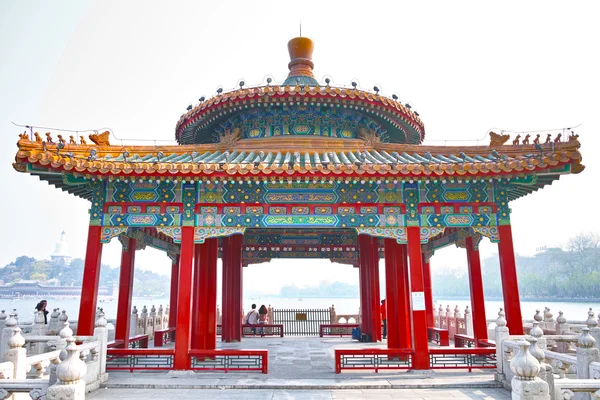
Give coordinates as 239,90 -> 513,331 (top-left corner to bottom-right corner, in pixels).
412,291 -> 426,311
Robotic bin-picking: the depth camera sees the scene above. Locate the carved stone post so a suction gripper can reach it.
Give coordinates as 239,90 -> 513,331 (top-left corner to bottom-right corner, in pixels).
30,310 -> 48,355
0,312 -> 17,360
527,337 -> 554,400
94,309 -> 108,381
47,308 -> 61,335
130,305 -> 138,338
0,310 -> 6,332
149,305 -> 157,339
157,305 -> 164,329
164,305 -> 170,328
543,307 -> 553,331
530,322 -> 547,350
555,311 -> 568,353
330,305 -> 336,324
141,305 -> 148,335
510,339 -> 550,400
464,306 -> 474,337
268,305 -> 273,325
495,308 -> 510,382
437,304 -> 443,328
48,321 -> 73,386
4,327 -> 27,379
47,337 -> 87,400
58,310 -> 68,332
574,328 -> 599,400
586,308 -> 600,350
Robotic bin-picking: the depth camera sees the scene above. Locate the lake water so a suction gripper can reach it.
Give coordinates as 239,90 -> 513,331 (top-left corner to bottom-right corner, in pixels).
2,296 -> 599,324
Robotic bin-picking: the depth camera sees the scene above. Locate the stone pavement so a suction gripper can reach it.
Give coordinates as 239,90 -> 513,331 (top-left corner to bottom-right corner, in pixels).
95,337 -> 508,398
88,388 -> 511,399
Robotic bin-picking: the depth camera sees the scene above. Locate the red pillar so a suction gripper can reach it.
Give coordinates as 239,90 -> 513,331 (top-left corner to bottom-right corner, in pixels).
358,235 -> 381,342
190,238 -> 218,350
407,226 -> 429,370
174,226 -> 195,370
191,242 -> 206,350
77,225 -> 103,336
222,234 -> 243,342
422,255 -> 434,328
498,225 -> 524,335
466,236 -> 488,343
204,238 -> 218,350
384,239 -> 412,349
168,255 -> 179,328
115,238 -> 136,346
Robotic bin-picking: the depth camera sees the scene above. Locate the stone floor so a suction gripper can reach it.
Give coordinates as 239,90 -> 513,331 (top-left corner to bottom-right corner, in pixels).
88,388 -> 511,399
96,337 -> 508,398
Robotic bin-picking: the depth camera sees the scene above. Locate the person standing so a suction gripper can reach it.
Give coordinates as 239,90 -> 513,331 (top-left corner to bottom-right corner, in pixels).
35,300 -> 49,324
380,299 -> 387,339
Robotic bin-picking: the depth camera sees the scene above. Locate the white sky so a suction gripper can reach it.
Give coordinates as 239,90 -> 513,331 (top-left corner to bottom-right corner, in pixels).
1,1 -> 599,292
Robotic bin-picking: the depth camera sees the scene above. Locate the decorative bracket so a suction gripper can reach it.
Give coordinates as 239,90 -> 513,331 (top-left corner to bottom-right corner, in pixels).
420,227 -> 445,243
195,227 -> 246,243
471,227 -> 500,243
100,227 -> 128,243
355,227 -> 407,244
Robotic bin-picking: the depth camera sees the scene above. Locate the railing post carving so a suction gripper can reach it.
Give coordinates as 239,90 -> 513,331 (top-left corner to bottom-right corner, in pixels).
510,339 -> 550,400
47,336 -> 87,400
495,308 -> 510,382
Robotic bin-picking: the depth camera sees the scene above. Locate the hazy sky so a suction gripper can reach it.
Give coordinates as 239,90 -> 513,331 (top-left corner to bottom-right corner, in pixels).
1,1 -> 599,292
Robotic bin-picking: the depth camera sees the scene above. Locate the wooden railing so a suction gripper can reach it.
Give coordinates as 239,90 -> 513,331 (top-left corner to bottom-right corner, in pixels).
188,349 -> 268,373
106,348 -> 174,371
335,348 -> 414,373
429,347 -> 496,372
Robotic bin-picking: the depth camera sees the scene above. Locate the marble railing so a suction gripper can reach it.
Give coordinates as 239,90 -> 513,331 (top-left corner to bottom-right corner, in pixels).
0,311 -> 109,400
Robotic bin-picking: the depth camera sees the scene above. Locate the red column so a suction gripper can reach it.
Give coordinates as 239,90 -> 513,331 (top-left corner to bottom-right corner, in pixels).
222,234 -> 243,342
190,238 -> 218,350
498,225 -> 524,335
174,226 -> 195,369
422,255 -> 434,328
115,238 -> 136,346
168,255 -> 179,328
204,238 -> 218,350
407,226 -> 429,370
358,235 -> 381,342
77,225 -> 103,336
466,236 -> 488,343
191,242 -> 206,350
384,239 -> 412,349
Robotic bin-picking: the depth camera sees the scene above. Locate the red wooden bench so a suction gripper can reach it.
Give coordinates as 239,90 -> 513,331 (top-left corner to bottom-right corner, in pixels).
427,327 -> 449,346
454,333 -> 475,347
154,327 -> 176,346
319,324 -> 359,337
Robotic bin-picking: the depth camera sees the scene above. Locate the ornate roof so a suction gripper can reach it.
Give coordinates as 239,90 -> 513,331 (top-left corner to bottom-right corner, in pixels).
13,133 -> 583,202
175,37 -> 425,145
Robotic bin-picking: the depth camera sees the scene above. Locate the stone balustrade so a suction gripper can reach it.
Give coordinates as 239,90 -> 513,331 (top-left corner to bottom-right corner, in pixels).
130,304 -> 169,340
0,310 -> 109,399
496,307 -> 600,400
432,303 -> 472,337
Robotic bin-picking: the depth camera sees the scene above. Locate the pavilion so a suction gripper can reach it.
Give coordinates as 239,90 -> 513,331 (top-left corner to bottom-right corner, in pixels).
12,36 -> 584,370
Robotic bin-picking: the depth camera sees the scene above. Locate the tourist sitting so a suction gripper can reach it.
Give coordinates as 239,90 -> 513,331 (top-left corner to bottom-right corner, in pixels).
246,303 -> 259,334
258,304 -> 268,335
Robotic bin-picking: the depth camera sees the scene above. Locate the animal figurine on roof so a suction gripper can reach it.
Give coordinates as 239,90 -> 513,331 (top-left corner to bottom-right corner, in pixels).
80,136 -> 87,145
34,132 -> 42,143
488,131 -> 510,148
89,131 -> 111,146
522,134 -> 530,145
545,134 -> 552,144
69,135 -> 76,145
533,134 -> 540,145
554,133 -> 562,143
57,134 -> 66,145
512,134 -> 521,145
18,132 -> 29,140
45,132 -> 54,143
568,133 -> 579,141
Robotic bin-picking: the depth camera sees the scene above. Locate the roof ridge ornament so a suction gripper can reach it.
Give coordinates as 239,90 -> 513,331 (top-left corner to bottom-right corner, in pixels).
359,128 -> 381,148
284,37 -> 318,86
219,127 -> 241,149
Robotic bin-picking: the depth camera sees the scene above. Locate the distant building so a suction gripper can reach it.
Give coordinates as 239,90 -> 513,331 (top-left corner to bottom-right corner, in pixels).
50,231 -> 72,266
